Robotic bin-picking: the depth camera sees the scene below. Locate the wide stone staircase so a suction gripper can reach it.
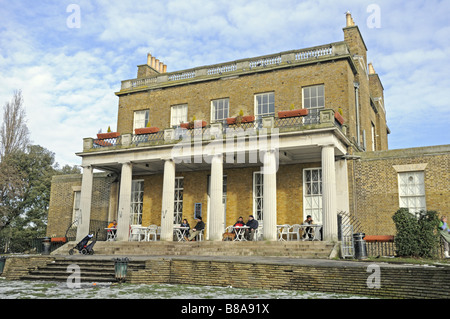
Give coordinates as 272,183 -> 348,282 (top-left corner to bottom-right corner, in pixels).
53,240 -> 336,259
21,258 -> 146,283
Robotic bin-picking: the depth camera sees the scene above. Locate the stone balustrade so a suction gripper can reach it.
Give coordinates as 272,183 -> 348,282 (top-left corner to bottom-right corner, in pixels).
119,42 -> 348,91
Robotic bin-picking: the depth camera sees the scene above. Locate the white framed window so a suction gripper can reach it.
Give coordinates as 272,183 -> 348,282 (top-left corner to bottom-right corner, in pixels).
170,104 -> 188,127
303,168 -> 322,224
133,110 -> 149,131
371,122 -> 376,151
253,171 -> 264,222
398,171 -> 426,215
254,92 -> 275,119
302,85 -> 324,124
174,177 -> 184,225
131,180 -> 144,225
72,190 -> 81,224
211,98 -> 229,122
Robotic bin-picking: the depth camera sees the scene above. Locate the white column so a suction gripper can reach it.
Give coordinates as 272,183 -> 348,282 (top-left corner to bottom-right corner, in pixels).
322,145 -> 338,241
76,165 -> 93,241
263,150 -> 277,241
160,159 -> 175,241
335,158 -> 350,215
209,154 -> 224,241
116,162 -> 133,241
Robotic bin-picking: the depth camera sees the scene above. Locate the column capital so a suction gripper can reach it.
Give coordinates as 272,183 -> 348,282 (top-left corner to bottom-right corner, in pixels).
81,164 -> 93,170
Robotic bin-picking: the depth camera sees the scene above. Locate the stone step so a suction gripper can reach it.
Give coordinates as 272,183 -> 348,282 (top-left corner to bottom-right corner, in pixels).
53,240 -> 335,259
21,258 -> 146,283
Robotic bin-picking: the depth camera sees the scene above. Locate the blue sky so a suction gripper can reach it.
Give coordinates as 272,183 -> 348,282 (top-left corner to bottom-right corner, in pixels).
0,0 -> 449,167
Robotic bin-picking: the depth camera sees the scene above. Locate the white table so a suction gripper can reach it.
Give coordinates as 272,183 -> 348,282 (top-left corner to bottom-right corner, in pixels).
233,226 -> 249,241
105,228 -> 117,241
299,224 -> 322,241
173,226 -> 189,242
277,225 -> 290,241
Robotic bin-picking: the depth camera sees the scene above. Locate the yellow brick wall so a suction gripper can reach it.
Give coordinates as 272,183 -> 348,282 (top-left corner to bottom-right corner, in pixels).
117,60 -> 361,137
352,146 -> 450,235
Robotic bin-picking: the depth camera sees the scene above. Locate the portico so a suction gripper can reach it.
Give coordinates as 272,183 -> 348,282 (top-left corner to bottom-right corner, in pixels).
75,119 -> 350,243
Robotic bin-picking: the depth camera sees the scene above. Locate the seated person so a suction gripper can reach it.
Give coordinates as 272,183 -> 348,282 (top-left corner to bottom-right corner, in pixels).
302,215 -> 314,240
180,218 -> 190,238
106,220 -> 117,239
186,217 -> 205,241
233,217 -> 245,227
244,215 -> 259,241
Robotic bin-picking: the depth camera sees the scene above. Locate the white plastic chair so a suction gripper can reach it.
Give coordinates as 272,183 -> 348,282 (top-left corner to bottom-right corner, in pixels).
196,229 -> 204,241
253,223 -> 263,241
288,224 -> 301,241
145,225 -> 158,241
130,225 -> 145,241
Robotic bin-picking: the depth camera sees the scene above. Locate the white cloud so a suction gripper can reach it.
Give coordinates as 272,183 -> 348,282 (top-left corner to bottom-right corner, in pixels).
0,0 -> 448,166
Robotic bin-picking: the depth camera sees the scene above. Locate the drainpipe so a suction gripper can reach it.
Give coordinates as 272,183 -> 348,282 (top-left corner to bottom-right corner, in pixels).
354,82 -> 360,148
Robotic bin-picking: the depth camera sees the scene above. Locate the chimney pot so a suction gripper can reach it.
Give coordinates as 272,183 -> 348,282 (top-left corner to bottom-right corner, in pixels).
346,11 -> 355,27
368,62 -> 376,74
159,61 -> 164,73
147,53 -> 152,66
163,64 -> 167,73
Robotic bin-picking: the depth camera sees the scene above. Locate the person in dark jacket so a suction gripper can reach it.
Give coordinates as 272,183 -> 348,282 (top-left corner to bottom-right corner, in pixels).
244,215 -> 259,241
180,218 -> 190,238
186,217 -> 205,241
233,217 -> 245,227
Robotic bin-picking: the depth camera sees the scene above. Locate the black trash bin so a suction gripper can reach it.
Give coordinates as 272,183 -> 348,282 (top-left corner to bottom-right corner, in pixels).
114,257 -> 129,283
353,232 -> 367,259
42,237 -> 51,255
0,256 -> 6,275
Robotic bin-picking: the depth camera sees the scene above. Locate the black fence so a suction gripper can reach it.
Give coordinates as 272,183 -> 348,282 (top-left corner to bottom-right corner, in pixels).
365,238 -> 447,259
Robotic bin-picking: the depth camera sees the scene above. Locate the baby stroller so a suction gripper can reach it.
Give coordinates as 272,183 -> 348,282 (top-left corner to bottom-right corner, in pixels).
69,233 -> 97,255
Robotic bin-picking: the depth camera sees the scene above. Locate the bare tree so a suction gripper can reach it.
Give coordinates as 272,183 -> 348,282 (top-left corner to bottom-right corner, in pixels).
0,90 -> 30,160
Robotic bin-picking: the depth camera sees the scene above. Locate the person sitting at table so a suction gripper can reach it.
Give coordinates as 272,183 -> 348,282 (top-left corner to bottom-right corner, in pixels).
186,216 -> 205,241
180,218 -> 190,238
302,215 -> 314,240
244,215 -> 259,241
233,217 -> 245,227
107,220 -> 117,239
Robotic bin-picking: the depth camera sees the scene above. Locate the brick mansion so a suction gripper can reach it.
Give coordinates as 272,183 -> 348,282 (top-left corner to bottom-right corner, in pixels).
47,13 -> 449,247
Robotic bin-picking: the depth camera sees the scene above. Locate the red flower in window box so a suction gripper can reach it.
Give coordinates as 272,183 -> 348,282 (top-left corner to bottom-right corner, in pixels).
278,108 -> 308,118
97,132 -> 120,139
334,111 -> 344,125
135,127 -> 160,135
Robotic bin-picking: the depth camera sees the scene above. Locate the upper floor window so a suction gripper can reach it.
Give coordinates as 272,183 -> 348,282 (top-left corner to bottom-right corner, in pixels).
303,85 -> 324,124
211,98 -> 229,123
254,92 -> 275,119
133,110 -> 149,131
171,104 -> 188,127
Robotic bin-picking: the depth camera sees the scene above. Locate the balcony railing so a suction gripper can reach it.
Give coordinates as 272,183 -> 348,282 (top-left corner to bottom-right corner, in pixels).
84,109 -> 347,152
119,42 -> 348,91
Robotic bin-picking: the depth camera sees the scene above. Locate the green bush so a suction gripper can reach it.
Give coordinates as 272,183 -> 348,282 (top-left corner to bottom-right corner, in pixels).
392,208 -> 440,258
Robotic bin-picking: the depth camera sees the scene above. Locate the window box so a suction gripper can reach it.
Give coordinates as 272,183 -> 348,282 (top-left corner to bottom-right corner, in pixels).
97,132 -> 120,139
180,120 -> 207,129
134,127 -> 160,135
334,111 -> 344,125
278,108 -> 308,118
227,115 -> 255,125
